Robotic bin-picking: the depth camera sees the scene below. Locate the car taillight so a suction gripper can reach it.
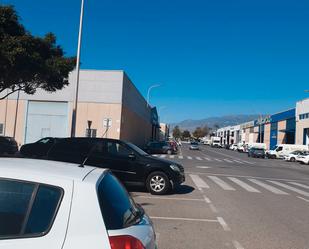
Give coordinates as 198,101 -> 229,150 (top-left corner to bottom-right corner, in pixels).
109,235 -> 145,249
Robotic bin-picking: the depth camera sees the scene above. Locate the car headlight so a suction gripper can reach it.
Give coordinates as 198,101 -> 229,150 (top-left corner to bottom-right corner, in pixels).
170,164 -> 180,172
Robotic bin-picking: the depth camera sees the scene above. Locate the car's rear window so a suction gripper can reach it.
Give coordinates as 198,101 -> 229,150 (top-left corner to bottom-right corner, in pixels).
0,179 -> 63,239
97,173 -> 141,230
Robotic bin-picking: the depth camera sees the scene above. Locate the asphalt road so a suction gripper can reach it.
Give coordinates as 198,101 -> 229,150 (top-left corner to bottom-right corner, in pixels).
131,143 -> 309,249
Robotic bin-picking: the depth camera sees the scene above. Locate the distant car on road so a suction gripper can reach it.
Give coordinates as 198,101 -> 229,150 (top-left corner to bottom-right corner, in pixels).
296,152 -> 309,164
230,144 -> 238,151
145,141 -> 175,155
48,138 -> 185,195
0,136 -> 18,156
0,158 -> 157,249
20,137 -> 61,158
248,147 -> 265,158
284,150 -> 308,162
189,142 -> 199,150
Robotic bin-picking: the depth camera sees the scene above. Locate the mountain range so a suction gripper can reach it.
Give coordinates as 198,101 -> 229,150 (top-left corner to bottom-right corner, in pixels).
171,114 -> 262,131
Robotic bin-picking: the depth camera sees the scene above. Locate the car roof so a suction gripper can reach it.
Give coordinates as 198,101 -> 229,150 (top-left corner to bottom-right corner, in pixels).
0,158 -> 103,181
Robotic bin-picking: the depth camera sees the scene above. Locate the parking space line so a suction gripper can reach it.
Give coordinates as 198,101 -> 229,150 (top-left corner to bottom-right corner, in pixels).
187,156 -> 192,160
268,180 -> 309,197
203,195 -> 211,204
160,155 -> 166,158
233,240 -> 245,249
150,216 -> 219,222
224,159 -> 233,163
248,179 -> 289,195
297,196 -> 309,203
288,182 -> 309,189
169,155 -> 175,159
228,177 -> 260,193
178,155 -> 184,159
208,176 -> 235,190
217,217 -> 231,231
135,196 -> 205,202
189,174 -> 210,189
209,203 -> 218,213
196,156 -> 202,160
240,160 -> 255,165
204,157 -> 211,161
214,158 -> 223,162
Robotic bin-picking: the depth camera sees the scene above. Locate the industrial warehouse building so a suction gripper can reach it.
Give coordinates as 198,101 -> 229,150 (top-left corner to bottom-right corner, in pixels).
0,70 -> 160,147
217,99 -> 309,150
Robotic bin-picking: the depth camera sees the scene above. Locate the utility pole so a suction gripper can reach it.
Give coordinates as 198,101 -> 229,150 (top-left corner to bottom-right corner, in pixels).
71,0 -> 85,137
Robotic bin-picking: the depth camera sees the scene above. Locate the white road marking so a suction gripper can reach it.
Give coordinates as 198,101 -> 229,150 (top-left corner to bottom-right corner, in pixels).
217,217 -> 231,231
240,160 -> 255,165
208,176 -> 235,190
209,203 -> 218,213
184,172 -> 309,183
153,154 -> 158,157
203,195 -> 211,204
150,216 -> 219,222
288,182 -> 309,189
169,155 -> 175,159
204,157 -> 211,161
268,180 -> 309,197
233,240 -> 245,249
135,196 -> 205,202
224,159 -> 233,163
233,160 -> 244,164
297,196 -> 309,202
178,155 -> 184,159
189,174 -> 210,189
196,166 -> 211,169
214,158 -> 223,162
160,155 -> 166,158
187,156 -> 192,160
196,156 -> 202,160
248,179 -> 289,195
228,177 -> 260,193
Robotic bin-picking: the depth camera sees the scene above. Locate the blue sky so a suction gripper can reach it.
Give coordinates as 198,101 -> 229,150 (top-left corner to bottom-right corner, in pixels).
3,0 -> 309,123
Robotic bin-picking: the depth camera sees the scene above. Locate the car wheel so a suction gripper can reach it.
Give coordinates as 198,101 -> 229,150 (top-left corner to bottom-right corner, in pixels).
146,171 -> 171,195
290,157 -> 296,162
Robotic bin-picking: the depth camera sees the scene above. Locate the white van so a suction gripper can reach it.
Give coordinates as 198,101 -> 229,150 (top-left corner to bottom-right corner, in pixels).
267,144 -> 309,159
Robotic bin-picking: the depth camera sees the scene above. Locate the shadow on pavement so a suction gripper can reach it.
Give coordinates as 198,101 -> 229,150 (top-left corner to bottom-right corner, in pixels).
173,184 -> 195,194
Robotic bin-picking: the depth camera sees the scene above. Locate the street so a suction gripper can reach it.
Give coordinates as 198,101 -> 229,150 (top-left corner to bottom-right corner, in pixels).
132,144 -> 309,249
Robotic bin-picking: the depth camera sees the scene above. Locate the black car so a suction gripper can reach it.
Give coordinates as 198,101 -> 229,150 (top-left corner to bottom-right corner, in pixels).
248,147 -> 265,158
144,141 -> 175,155
47,138 -> 185,195
0,136 -> 18,156
20,137 -> 61,158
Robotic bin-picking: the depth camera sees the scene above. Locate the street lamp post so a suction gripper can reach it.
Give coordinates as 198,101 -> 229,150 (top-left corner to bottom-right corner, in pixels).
146,84 -> 160,108
71,0 -> 85,137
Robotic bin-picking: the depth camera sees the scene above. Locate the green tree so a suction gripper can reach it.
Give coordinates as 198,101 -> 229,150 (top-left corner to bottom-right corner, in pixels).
193,127 -> 207,138
0,5 -> 76,100
182,130 -> 191,139
172,125 -> 182,139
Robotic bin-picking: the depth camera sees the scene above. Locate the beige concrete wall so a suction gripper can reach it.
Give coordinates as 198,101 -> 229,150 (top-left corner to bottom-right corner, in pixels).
0,99 -> 26,146
277,120 -> 286,144
264,123 -> 271,149
296,120 -> 309,145
75,102 -> 122,139
120,105 -> 152,147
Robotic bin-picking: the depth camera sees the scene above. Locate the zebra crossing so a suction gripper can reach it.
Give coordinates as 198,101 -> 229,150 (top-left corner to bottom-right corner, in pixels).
189,174 -> 309,197
152,154 -> 254,165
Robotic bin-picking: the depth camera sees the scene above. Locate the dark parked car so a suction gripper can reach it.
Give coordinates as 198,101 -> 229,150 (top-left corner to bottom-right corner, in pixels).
248,147 -> 265,158
0,136 -> 18,156
144,141 -> 175,155
47,138 -> 185,195
20,137 -> 61,158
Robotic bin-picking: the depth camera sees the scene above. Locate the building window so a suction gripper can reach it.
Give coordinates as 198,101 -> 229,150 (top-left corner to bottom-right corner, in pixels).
299,113 -> 309,120
86,129 -> 97,138
0,123 -> 3,135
